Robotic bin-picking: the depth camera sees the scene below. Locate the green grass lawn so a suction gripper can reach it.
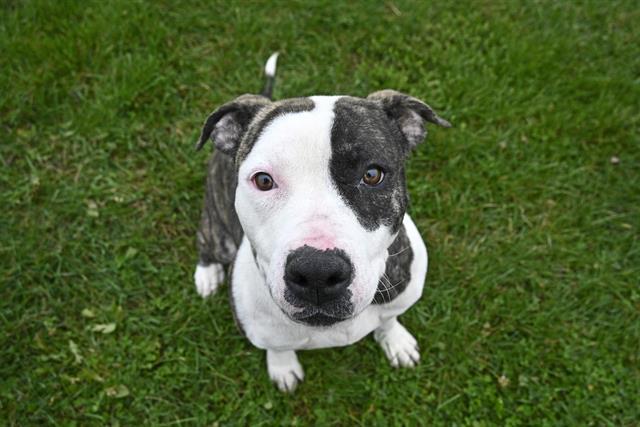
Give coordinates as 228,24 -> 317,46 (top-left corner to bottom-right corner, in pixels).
1,0 -> 639,425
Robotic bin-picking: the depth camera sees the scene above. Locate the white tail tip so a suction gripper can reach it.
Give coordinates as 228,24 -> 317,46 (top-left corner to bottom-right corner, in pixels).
265,52 -> 279,77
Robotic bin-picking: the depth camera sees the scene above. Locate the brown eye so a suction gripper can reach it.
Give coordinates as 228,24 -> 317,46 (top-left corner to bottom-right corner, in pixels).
362,165 -> 384,186
253,172 -> 274,191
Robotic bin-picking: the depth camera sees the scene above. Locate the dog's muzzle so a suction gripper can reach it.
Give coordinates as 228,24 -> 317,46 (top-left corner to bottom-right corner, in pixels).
283,246 -> 354,326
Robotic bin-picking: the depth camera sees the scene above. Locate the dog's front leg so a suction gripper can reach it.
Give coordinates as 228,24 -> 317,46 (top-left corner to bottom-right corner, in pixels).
374,317 -> 420,368
266,349 -> 304,392
194,263 -> 225,297
194,154 -> 243,298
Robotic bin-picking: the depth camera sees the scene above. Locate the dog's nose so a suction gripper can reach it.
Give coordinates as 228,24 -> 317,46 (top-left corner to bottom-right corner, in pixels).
284,246 -> 353,306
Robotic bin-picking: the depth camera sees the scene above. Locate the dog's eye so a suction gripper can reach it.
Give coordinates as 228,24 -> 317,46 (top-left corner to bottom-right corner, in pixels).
362,165 -> 384,186
253,172 -> 275,191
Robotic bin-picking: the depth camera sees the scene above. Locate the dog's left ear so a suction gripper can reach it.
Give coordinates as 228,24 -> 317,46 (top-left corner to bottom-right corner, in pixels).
195,94 -> 271,155
367,89 -> 451,150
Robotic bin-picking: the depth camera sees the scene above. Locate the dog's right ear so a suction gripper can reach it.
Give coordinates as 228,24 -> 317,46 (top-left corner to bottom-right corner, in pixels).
195,94 -> 271,155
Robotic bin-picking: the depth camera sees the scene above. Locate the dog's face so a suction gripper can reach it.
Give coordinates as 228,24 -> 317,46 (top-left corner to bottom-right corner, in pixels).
198,90 -> 449,326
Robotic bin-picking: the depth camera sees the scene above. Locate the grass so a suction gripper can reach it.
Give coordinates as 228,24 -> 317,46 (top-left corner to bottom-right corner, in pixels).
1,0 -> 638,425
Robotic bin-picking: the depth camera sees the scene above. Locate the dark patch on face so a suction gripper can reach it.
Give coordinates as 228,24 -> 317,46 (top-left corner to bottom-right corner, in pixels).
235,97 -> 315,166
330,97 -> 409,232
372,225 -> 413,304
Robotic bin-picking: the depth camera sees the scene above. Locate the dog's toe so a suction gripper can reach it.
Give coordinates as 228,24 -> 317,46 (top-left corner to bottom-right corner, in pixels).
194,263 -> 225,298
272,369 -> 303,393
390,343 -> 420,368
375,321 -> 420,369
267,350 -> 304,393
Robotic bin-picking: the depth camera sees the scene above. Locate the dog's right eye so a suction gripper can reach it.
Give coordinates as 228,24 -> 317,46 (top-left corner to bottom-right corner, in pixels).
253,172 -> 275,191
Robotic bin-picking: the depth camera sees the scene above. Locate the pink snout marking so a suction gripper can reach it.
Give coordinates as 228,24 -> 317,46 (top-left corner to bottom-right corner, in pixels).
301,235 -> 336,251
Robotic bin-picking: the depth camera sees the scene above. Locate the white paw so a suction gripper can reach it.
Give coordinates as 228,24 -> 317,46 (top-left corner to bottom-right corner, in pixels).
267,350 -> 304,393
374,321 -> 420,368
194,263 -> 225,298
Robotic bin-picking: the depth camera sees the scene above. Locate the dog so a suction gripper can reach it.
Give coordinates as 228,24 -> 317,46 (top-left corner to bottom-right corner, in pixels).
193,53 -> 450,392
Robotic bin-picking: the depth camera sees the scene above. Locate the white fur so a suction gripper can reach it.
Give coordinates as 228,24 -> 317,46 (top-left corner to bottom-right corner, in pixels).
264,52 -> 278,77
267,349 -> 304,392
194,263 -> 225,298
374,318 -> 420,368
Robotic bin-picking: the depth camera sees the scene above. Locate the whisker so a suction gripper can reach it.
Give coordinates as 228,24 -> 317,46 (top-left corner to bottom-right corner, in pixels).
375,276 -> 390,300
388,246 -> 411,257
375,273 -> 404,302
385,279 -> 406,291
383,277 -> 405,290
375,277 -> 406,299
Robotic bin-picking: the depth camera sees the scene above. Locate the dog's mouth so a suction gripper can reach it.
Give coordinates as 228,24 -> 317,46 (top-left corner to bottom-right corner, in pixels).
283,286 -> 355,326
292,310 -> 350,327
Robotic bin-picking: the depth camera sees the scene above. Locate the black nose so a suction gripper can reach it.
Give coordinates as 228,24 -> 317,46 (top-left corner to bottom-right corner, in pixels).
284,246 -> 353,306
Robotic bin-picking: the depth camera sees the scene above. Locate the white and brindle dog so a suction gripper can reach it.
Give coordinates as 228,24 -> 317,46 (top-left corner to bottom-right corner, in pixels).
193,53 -> 450,392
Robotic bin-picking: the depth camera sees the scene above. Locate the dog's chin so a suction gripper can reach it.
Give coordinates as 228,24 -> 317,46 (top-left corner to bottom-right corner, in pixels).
290,311 -> 350,327
282,303 -> 355,327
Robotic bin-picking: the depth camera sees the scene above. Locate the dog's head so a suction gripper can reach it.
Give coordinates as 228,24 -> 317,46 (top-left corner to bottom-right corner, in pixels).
197,90 -> 449,326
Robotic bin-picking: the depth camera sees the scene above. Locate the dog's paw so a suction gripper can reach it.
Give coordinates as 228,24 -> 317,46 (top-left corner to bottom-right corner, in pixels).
267,350 -> 304,393
374,321 -> 420,368
194,263 -> 225,298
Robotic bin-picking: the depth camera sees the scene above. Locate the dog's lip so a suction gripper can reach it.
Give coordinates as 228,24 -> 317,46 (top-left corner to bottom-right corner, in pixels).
290,306 -> 353,323
292,302 -> 351,317
292,312 -> 348,327
294,310 -> 350,321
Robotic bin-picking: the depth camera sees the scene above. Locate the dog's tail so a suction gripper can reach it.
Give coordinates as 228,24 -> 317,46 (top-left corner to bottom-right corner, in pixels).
260,52 -> 279,100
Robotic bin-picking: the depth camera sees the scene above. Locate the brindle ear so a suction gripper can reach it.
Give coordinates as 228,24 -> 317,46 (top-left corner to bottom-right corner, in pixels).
195,94 -> 271,155
367,89 -> 451,149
